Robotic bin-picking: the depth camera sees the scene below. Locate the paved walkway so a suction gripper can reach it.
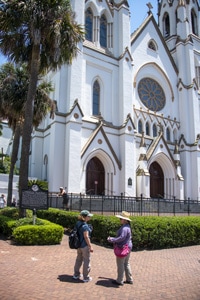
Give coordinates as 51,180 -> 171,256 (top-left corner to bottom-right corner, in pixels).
0,234 -> 200,300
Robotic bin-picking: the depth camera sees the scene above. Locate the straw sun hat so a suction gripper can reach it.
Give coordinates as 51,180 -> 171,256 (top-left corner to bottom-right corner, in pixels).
115,211 -> 131,222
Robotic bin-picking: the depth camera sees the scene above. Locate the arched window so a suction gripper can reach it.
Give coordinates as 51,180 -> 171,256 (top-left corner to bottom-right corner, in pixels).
100,15 -> 107,48
163,13 -> 170,37
166,127 -> 170,141
146,122 -> 150,136
85,8 -> 93,41
93,80 -> 100,115
191,9 -> 198,36
138,120 -> 143,134
148,40 -> 157,51
153,124 -> 157,137
173,129 -> 177,143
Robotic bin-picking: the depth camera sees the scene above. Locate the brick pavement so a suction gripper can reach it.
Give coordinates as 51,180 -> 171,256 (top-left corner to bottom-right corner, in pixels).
0,234 -> 200,300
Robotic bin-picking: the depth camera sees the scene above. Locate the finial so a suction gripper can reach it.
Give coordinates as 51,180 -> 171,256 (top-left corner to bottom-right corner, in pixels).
146,2 -> 153,15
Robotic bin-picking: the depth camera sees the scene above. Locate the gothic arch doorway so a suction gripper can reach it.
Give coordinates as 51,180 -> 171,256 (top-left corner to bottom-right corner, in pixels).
86,157 -> 105,195
149,161 -> 164,198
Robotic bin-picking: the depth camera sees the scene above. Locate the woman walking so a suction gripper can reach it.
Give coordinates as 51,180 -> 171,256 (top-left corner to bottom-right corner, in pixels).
107,211 -> 133,286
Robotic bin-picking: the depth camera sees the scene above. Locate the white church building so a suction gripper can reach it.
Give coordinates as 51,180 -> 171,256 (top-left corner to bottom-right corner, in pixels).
28,0 -> 200,200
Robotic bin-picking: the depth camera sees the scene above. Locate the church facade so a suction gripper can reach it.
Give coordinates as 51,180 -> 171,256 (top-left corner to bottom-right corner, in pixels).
29,0 -> 200,200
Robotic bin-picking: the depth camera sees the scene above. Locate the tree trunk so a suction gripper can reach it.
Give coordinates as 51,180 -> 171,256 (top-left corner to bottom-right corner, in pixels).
7,123 -> 21,206
18,44 -> 40,216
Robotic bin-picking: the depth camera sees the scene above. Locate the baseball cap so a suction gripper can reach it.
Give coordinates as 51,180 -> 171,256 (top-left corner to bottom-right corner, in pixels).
80,210 -> 93,217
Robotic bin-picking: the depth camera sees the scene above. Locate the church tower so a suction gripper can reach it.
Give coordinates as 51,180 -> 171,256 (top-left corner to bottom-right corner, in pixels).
24,0 -> 200,201
158,0 -> 200,199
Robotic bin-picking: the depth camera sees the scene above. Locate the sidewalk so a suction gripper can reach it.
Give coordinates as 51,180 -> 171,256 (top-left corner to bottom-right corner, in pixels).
0,234 -> 200,300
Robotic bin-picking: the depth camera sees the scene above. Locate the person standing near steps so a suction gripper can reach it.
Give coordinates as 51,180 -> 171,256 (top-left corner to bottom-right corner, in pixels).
73,210 -> 93,283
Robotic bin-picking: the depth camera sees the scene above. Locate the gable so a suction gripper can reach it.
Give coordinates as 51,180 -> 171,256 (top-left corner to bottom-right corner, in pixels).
81,123 -> 122,170
131,13 -> 178,74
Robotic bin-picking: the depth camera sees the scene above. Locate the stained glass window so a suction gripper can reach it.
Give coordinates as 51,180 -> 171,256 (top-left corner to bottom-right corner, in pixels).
153,124 -> 157,137
138,78 -> 166,111
100,15 -> 107,48
138,120 -> 143,133
93,80 -> 100,115
166,128 -> 170,141
146,122 -> 150,135
85,8 -> 93,42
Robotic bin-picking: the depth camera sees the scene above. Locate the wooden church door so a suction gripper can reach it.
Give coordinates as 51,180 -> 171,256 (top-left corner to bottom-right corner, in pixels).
149,161 -> 164,198
86,157 -> 105,195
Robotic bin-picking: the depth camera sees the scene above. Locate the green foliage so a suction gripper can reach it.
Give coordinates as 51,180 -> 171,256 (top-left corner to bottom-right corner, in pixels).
0,207 -> 32,219
0,156 -> 9,173
37,208 -> 79,228
1,207 -> 200,249
37,210 -> 200,250
91,215 -> 118,244
13,223 -> 63,245
14,217 -> 51,227
0,207 -> 32,235
0,156 -> 19,174
0,207 -> 63,245
28,179 -> 48,191
130,216 -> 200,250
0,215 -> 16,235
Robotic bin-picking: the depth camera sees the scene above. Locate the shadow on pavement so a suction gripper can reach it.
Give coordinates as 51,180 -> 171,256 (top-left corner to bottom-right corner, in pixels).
57,275 -> 117,287
57,274 -> 82,283
96,277 -> 119,288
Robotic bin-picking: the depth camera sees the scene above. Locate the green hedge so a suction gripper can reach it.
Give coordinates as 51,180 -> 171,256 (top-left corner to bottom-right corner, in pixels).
0,207 -> 27,219
37,209 -> 200,250
36,208 -> 79,228
13,223 -> 63,245
1,208 -> 200,250
0,208 -> 63,245
0,215 -> 16,236
130,216 -> 200,250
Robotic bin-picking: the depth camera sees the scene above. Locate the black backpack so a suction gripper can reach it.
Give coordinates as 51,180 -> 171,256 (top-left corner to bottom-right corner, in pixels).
68,223 -> 83,249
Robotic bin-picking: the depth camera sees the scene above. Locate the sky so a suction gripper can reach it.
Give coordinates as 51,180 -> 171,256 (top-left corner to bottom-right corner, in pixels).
0,1 -> 158,65
130,0 -> 158,32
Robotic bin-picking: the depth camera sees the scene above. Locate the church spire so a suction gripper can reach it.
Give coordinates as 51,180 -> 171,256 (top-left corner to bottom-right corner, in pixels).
173,141 -> 184,181
158,0 -> 199,42
178,0 -> 185,7
177,0 -> 189,39
136,132 -> 150,198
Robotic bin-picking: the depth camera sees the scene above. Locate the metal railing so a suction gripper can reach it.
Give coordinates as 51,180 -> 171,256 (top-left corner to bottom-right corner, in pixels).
48,193 -> 200,216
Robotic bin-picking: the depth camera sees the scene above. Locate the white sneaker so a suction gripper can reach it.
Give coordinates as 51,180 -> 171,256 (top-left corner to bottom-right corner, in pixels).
83,277 -> 92,283
73,274 -> 82,280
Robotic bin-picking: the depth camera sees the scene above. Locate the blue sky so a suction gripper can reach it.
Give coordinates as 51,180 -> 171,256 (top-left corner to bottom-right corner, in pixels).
130,0 -> 157,32
0,1 -> 158,65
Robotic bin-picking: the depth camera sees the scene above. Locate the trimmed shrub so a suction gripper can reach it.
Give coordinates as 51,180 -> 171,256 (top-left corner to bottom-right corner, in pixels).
38,210 -> 200,250
13,223 -> 63,245
0,208 -> 63,245
1,207 -> 200,249
0,215 -> 16,236
37,208 -> 79,228
0,207 -> 32,219
131,216 -> 200,250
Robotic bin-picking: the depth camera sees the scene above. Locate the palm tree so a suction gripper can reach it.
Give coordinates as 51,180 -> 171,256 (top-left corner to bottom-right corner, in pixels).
0,0 -> 84,204
0,62 -> 55,206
